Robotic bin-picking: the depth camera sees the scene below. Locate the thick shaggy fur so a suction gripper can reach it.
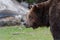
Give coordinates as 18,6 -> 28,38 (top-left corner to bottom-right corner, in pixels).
24,1 -> 50,28
24,0 -> 60,40
49,0 -> 60,40
34,0 -> 60,40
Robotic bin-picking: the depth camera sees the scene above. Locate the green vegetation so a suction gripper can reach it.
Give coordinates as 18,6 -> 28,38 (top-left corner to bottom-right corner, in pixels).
0,26 -> 53,40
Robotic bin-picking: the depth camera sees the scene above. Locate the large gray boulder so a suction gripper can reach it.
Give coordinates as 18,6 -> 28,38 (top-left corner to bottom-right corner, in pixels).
0,0 -> 29,26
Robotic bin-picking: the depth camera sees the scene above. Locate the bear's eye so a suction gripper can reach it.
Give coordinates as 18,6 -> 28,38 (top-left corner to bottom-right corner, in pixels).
29,15 -> 33,19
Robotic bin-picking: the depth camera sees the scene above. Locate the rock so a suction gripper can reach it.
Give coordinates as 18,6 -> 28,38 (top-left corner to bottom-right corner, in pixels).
0,0 -> 29,26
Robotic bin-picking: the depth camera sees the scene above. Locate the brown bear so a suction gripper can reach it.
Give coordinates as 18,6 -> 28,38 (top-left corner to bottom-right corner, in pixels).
24,0 -> 60,40
41,0 -> 60,40
24,1 -> 50,28
49,0 -> 60,40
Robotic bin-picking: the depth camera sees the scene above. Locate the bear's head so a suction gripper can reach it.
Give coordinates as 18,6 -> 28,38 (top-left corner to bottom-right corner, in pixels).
23,3 -> 49,29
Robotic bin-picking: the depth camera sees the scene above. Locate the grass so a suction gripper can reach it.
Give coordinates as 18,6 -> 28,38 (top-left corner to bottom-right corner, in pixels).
0,26 -> 53,40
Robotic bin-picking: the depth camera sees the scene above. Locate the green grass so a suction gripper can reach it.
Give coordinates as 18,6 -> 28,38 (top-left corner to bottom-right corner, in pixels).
0,26 -> 53,40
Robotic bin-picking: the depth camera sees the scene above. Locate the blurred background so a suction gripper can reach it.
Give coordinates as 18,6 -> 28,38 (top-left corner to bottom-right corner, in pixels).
0,0 -> 47,26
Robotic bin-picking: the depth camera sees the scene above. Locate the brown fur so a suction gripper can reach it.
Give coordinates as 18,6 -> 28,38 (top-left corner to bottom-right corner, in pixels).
49,0 -> 60,40
24,1 -> 50,28
42,0 -> 60,40
24,0 -> 60,40
33,0 -> 60,40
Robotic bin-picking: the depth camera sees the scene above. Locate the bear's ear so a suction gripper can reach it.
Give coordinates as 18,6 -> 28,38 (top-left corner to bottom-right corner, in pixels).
29,5 -> 33,9
30,5 -> 38,11
31,4 -> 39,8
32,5 -> 37,9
